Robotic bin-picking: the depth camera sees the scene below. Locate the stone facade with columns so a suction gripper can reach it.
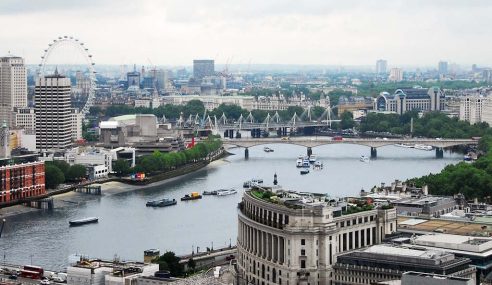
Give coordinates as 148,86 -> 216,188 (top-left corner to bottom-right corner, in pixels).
236,187 -> 397,285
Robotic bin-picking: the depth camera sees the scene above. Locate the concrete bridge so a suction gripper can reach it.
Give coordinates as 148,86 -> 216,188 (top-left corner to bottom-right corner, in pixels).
222,137 -> 477,158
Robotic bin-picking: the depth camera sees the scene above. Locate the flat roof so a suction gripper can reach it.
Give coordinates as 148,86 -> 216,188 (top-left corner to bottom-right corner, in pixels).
364,244 -> 446,259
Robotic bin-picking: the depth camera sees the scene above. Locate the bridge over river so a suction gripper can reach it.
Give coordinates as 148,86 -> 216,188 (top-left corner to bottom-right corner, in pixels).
222,137 -> 478,158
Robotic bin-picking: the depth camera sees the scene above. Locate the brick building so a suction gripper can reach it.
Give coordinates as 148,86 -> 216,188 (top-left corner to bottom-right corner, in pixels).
0,161 -> 46,204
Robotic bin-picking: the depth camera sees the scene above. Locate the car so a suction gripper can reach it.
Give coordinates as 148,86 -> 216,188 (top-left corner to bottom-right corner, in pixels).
40,278 -> 51,285
9,274 -> 18,280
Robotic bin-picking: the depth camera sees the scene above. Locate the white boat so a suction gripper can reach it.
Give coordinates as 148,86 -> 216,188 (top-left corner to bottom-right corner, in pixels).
394,143 -> 414,148
309,155 -> 317,163
216,188 -> 238,196
302,159 -> 310,168
360,156 -> 370,162
414,144 -> 433,151
296,158 -> 303,167
263,147 -> 274,152
314,161 -> 323,169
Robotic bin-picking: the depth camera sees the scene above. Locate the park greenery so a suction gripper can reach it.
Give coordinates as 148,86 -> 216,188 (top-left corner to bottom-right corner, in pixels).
45,161 -> 87,189
112,136 -> 223,176
359,111 -> 492,138
152,251 -> 184,277
408,136 -> 492,201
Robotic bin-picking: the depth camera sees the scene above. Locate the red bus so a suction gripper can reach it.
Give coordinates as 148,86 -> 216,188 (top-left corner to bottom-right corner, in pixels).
20,265 -> 44,279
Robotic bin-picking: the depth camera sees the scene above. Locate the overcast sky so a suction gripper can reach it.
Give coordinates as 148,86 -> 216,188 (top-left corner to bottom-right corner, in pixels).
1,0 -> 490,68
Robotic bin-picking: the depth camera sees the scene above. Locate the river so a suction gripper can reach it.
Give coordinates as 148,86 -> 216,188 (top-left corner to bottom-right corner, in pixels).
0,144 -> 461,271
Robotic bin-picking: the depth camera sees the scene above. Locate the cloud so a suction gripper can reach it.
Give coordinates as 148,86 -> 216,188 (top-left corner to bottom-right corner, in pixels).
0,0 -> 491,67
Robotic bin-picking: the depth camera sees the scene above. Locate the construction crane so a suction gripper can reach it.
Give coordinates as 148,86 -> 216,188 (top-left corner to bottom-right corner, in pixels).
0,219 -> 5,238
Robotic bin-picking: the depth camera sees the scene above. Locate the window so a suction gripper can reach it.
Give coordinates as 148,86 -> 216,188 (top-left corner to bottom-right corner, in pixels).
301,239 -> 305,245
301,249 -> 306,256
301,260 -> 306,269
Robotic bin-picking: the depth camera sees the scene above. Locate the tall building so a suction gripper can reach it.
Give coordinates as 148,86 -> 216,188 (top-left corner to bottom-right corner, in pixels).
35,70 -> 72,151
459,95 -> 487,124
193,60 -> 215,80
389,68 -> 403,82
376,59 -> 387,74
438,61 -> 448,75
127,64 -> 141,89
0,55 -> 27,127
236,186 -> 397,285
15,107 -> 36,131
70,108 -> 83,141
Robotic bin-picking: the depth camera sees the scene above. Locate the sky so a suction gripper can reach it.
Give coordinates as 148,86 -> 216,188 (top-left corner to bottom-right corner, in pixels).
1,0 -> 491,68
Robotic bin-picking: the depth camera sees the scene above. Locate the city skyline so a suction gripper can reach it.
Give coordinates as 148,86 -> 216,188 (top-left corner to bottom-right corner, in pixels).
1,0 -> 491,67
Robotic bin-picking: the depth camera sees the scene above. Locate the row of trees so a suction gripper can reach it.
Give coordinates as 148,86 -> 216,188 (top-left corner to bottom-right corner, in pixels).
113,137 -> 223,176
45,161 -> 87,189
408,136 -> 492,201
358,111 -> 492,138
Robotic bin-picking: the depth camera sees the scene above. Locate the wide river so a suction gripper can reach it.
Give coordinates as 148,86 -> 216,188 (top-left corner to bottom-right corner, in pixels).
0,144 -> 461,271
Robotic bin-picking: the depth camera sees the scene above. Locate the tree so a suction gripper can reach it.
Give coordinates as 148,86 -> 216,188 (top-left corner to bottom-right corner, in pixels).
48,160 -> 70,177
187,258 -> 196,272
183,100 -> 205,117
153,251 -> 184,277
66,165 -> 87,182
113,159 -> 131,176
45,164 -> 65,189
340,111 -> 355,130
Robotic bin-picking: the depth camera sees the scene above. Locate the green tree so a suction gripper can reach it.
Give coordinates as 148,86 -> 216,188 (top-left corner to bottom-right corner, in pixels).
153,251 -> 184,277
66,165 -> 87,182
113,159 -> 131,176
340,111 -> 355,130
45,164 -> 65,189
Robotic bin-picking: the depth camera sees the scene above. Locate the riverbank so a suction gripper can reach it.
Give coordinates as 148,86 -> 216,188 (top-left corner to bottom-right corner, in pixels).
0,149 -> 228,219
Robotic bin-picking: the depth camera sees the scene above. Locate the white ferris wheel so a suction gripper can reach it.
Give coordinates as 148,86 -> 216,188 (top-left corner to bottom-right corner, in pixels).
37,35 -> 97,117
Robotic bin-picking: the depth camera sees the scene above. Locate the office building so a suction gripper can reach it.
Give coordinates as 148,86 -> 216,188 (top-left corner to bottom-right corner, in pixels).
333,245 -> 475,285
374,87 -> 445,114
389,68 -> 403,82
236,186 -> 397,285
459,95 -> 488,124
35,70 -> 72,151
401,272 -> 474,285
0,55 -> 27,127
15,107 -> 35,131
193,60 -> 215,80
0,160 -> 46,204
127,65 -> 141,88
70,108 -> 83,141
376,59 -> 388,74
438,61 -> 448,75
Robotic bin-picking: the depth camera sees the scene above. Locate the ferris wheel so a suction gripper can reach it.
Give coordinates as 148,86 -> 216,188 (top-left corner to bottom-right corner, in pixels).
37,35 -> 97,117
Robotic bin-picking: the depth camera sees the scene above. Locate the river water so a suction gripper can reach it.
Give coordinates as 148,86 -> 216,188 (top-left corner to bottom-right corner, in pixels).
0,144 -> 461,271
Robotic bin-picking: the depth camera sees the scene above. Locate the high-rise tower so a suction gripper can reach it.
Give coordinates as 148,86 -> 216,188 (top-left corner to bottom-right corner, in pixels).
35,69 -> 72,152
0,55 -> 27,127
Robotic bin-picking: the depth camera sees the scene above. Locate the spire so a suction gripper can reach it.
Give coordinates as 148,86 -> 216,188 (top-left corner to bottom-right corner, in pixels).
54,66 -> 59,76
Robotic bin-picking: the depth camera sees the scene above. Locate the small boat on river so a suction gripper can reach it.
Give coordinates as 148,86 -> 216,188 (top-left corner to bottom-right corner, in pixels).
181,192 -> 202,201
263,147 -> 274,152
146,198 -> 177,207
360,155 -> 370,162
203,190 -> 218,195
300,169 -> 310,175
69,217 -> 99,227
216,188 -> 238,196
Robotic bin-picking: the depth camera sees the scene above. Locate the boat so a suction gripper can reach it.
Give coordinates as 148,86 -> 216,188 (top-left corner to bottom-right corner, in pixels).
263,147 -> 274,152
300,169 -> 310,175
296,155 -> 304,167
360,156 -> 370,162
69,217 -> 99,227
216,188 -> 238,196
146,198 -> 177,207
203,190 -> 218,195
414,144 -> 433,151
181,192 -> 202,201
302,159 -> 310,168
314,161 -> 323,169
394,143 -> 414,148
252,178 -> 263,184
243,178 -> 263,188
463,154 -> 472,161
309,155 -> 317,163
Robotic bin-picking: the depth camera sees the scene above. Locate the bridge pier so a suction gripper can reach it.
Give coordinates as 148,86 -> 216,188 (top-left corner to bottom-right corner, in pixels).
307,147 -> 312,157
370,147 -> 377,159
245,148 -> 249,159
435,147 -> 444,159
235,131 -> 241,139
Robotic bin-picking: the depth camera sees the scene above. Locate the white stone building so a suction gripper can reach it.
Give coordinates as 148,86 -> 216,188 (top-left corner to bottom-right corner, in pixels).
236,187 -> 397,285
